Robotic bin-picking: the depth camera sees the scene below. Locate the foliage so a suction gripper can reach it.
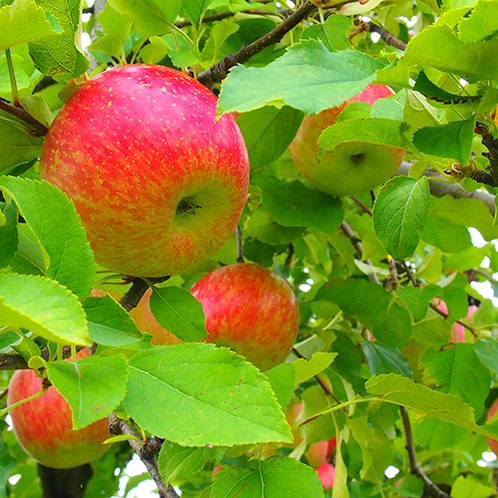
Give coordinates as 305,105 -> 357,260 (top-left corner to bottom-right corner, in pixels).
1,0 -> 498,497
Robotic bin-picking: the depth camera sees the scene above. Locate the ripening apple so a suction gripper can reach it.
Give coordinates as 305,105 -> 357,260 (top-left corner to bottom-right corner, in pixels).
306,437 -> 337,468
289,84 -> 405,197
7,349 -> 110,469
316,461 -> 335,489
434,299 -> 478,342
191,263 -> 300,371
40,64 -> 249,278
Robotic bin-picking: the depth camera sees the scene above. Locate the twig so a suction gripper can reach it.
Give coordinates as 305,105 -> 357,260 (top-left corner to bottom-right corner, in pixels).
118,276 -> 170,312
198,1 -> 317,86
236,226 -> 245,263
356,21 -> 407,51
428,302 -> 478,338
108,414 -> 178,498
350,196 -> 372,216
399,406 -> 451,498
0,98 -> 49,137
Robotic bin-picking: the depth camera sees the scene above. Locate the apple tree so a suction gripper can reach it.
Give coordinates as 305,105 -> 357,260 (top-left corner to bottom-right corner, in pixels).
2,0 -> 498,497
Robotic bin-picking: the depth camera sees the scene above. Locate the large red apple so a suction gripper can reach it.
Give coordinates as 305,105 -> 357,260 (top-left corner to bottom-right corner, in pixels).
40,64 -> 249,278
7,349 -> 110,469
289,84 -> 404,197
191,263 -> 300,371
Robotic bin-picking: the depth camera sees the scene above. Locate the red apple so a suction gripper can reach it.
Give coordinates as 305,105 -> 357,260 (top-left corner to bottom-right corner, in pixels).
289,84 -> 404,197
434,299 -> 478,343
316,461 -> 335,489
306,437 -> 337,468
7,349 -> 110,469
190,263 -> 300,371
40,64 -> 249,278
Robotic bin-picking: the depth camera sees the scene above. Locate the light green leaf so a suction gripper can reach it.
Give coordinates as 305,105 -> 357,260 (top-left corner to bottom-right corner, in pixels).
404,24 -> 498,80
236,106 -> 304,169
84,295 -> 142,346
0,0 -> 57,51
0,177 -> 95,299
458,0 -> 498,42
451,475 -> 495,498
0,200 -> 18,268
0,272 -> 91,346
123,344 -> 292,446
149,286 -> 207,342
373,176 -> 430,259
218,40 -> 385,115
47,354 -> 129,429
29,0 -> 88,84
264,363 -> 295,409
181,0 -> 213,27
293,352 -> 337,385
212,455 -> 324,498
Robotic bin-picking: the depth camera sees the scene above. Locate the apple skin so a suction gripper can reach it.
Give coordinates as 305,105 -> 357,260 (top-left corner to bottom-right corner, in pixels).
306,437 -> 337,468
40,64 -> 249,278
289,84 -> 404,197
7,349 -> 110,469
191,263 -> 300,371
435,300 -> 478,342
316,461 -> 335,489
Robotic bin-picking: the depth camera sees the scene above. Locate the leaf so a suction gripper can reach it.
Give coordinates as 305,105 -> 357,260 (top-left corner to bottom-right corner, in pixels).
29,0 -> 88,84
211,455 -> 325,498
158,442 -> 221,484
0,110 -> 44,172
0,272 -> 91,346
474,338 -> 498,373
181,0 -> 213,27
123,344 -> 292,446
298,385 -> 336,444
363,342 -> 412,378
451,475 -> 495,498
47,355 -> 129,429
458,0 -> 498,43
421,213 -> 473,253
84,295 -> 142,346
108,0 -> 182,36
373,176 -> 430,259
404,24 -> 498,80
218,40 -> 385,115
236,106 -> 304,169
0,200 -> 18,268
259,178 -> 344,235
293,351 -> 338,385
0,176 -> 95,299
0,0 -> 57,50
264,363 -> 295,409
413,119 -> 475,164
149,286 -> 207,342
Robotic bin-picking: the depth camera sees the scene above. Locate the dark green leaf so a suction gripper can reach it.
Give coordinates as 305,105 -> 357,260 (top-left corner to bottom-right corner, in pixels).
364,342 -> 412,378
0,200 -> 17,268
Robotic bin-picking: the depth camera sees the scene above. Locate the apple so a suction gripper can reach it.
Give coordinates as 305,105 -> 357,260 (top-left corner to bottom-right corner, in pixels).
316,461 -> 335,489
7,349 -> 110,469
190,263 -> 300,371
487,398 -> 498,456
306,437 -> 337,468
434,299 -> 478,342
40,64 -> 249,278
289,84 -> 404,197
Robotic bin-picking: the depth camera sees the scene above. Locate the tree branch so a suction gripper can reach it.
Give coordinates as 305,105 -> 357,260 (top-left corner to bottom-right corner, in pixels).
0,98 -> 49,137
356,21 -> 407,51
399,406 -> 451,498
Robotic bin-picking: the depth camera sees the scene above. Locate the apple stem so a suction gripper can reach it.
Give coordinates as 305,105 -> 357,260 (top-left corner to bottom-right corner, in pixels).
0,385 -> 48,417
236,226 -> 245,263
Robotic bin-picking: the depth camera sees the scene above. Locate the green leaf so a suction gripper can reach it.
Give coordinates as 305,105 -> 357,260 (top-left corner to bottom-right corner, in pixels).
264,363 -> 295,409
0,272 -> 91,346
29,0 -> 89,84
108,0 -> 182,36
0,176 -> 95,299
474,338 -> 498,373
212,455 -> 325,498
259,178 -> 344,235
236,106 -> 304,169
47,354 -> 129,429
0,110 -> 44,173
123,344 -> 292,446
181,0 -> 212,27
293,351 -> 337,385
158,442 -> 221,484
0,200 -> 18,268
373,176 -> 430,259
420,344 -> 491,418
218,40 -> 385,115
413,119 -> 475,163
298,385 -> 336,444
458,0 -> 498,42
301,13 -> 353,52
149,286 -> 207,342
0,0 -> 57,50
363,342 -> 412,378
404,24 -> 498,80
84,295 -> 142,346
421,213 -> 473,253
451,475 -> 495,498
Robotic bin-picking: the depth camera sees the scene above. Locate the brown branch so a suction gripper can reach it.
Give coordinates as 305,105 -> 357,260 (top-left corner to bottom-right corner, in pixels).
118,276 -> 170,312
399,406 -> 451,498
0,98 -> 49,137
356,21 -> 407,51
429,302 -> 478,338
108,414 -> 178,498
198,1 -> 317,86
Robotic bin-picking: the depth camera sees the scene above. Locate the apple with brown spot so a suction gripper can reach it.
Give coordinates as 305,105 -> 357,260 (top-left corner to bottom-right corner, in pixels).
40,64 -> 249,278
191,263 -> 300,371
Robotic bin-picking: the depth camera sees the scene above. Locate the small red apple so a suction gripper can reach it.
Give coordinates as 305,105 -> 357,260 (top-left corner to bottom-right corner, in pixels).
40,64 -> 249,278
289,84 -> 404,197
7,349 -> 110,469
487,398 -> 498,456
316,461 -> 335,489
306,437 -> 337,468
434,299 -> 478,343
191,263 -> 300,371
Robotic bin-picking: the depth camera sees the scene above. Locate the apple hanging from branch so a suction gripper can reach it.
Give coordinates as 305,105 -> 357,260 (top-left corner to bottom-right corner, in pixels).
191,263 -> 300,371
40,64 -> 250,278
289,84 -> 405,197
7,349 -> 110,469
